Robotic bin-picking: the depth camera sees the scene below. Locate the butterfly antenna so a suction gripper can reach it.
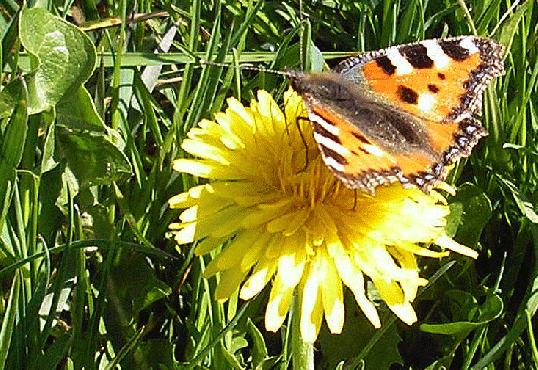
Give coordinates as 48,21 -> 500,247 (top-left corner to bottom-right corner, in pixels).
296,0 -> 312,170
176,42 -> 296,78
198,58 -> 296,78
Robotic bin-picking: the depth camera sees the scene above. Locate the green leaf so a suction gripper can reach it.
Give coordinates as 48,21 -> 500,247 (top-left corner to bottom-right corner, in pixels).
49,84 -> 125,205
56,86 -> 106,133
446,183 -> 492,246
111,254 -> 172,313
0,7 -> 96,117
56,126 -> 131,189
219,341 -> 244,370
0,79 -> 25,122
0,78 -> 27,171
0,78 -> 27,230
0,271 -> 21,370
247,319 -> 268,368
420,290 -> 503,336
498,176 -> 538,223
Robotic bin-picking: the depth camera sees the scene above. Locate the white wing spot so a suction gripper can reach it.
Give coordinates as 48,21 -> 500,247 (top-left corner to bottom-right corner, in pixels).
418,93 -> 436,113
313,133 -> 351,157
323,157 -> 346,172
309,114 -> 340,135
422,40 -> 451,70
386,48 -> 414,75
363,143 -> 386,157
459,37 -> 480,54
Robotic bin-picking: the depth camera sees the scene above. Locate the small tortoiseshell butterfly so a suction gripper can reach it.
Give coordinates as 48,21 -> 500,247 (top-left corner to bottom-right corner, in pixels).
289,36 -> 504,194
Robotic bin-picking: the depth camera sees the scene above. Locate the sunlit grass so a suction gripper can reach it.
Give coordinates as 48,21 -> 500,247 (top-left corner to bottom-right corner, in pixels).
0,0 -> 536,369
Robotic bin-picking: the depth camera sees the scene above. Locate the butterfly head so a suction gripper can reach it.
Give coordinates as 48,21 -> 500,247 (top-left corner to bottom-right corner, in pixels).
290,71 -> 369,109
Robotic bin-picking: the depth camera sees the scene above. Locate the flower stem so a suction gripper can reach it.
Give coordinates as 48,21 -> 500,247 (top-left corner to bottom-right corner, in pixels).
291,289 -> 314,370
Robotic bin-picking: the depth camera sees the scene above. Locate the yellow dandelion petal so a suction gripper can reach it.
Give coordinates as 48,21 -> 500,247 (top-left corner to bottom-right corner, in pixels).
325,237 -> 381,326
267,210 -> 303,234
184,206 -> 238,242
240,255 -> 277,300
375,247 -> 421,283
256,90 -> 284,120
266,275 -> 296,332
335,254 -> 381,328
434,181 -> 456,196
200,230 -> 271,277
352,245 -> 402,281
264,233 -> 285,260
204,255 -> 223,278
280,231 -> 309,259
226,97 -> 256,131
314,203 -> 340,236
225,112 -> 256,150
252,91 -> 284,136
178,206 -> 197,223
169,88 -> 478,343
277,251 -> 307,289
395,241 -> 450,258
239,231 -> 273,271
208,182 -> 275,205
320,250 -> 344,334
215,266 -> 248,302
210,228 -> 264,272
388,302 -> 418,326
173,224 -> 195,245
194,235 -> 229,255
168,191 -> 193,209
373,278 -> 405,307
436,234 -> 479,258
241,198 -> 295,229
181,139 -> 230,165
186,189 -> 236,221
304,212 -> 330,247
387,247 -> 428,301
172,159 -> 230,179
189,183 -> 212,197
204,206 -> 251,238
300,260 -> 324,342
168,184 -> 212,209
199,117 -> 244,150
281,208 -> 310,237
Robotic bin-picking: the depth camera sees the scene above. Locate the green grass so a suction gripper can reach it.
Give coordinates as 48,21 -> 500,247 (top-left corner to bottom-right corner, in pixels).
0,0 -> 536,369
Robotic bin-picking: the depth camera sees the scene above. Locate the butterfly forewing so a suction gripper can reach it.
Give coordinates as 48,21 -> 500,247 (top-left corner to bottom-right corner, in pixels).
290,36 -> 504,194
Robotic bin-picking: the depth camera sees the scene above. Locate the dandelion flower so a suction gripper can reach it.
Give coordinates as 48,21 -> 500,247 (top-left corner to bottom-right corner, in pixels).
169,89 -> 477,343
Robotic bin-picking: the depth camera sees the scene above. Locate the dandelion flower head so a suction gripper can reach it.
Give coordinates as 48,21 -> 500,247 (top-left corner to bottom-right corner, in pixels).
169,89 -> 477,343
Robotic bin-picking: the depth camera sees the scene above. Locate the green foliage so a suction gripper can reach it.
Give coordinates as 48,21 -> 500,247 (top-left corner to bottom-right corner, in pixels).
1,7 -> 96,116
0,0 -> 536,369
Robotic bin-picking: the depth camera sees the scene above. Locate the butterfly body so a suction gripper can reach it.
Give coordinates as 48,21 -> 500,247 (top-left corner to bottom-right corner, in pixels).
290,36 -> 504,194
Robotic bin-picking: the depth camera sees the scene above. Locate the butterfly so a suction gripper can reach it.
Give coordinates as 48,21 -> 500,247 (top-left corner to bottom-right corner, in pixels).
288,36 -> 504,194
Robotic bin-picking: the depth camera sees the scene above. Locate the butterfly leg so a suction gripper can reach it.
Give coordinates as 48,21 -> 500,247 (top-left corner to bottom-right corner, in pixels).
296,115 -> 311,172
